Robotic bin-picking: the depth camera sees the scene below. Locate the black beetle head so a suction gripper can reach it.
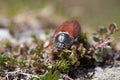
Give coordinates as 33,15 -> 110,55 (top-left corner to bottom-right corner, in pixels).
54,33 -> 73,50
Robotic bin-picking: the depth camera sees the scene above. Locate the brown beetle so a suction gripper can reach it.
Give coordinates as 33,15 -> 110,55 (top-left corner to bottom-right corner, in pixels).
53,21 -> 81,50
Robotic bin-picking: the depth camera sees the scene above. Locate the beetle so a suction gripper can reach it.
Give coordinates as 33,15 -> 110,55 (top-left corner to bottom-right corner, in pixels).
53,21 -> 81,50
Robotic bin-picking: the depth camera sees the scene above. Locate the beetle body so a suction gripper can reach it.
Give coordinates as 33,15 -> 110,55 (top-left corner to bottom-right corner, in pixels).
53,21 -> 81,50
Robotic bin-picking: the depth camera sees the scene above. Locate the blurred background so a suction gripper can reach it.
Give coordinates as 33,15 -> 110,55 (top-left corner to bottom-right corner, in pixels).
0,0 -> 120,40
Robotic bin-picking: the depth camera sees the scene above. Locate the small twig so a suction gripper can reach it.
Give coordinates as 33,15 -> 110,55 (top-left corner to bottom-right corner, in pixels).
87,38 -> 111,54
61,74 -> 74,80
2,69 -> 39,80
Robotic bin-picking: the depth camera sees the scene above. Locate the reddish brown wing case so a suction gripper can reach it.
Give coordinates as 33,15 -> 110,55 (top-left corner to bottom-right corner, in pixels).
53,21 -> 81,39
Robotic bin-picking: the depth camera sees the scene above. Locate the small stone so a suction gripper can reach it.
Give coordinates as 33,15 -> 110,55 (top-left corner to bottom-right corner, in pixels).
0,29 -> 12,41
95,67 -> 103,72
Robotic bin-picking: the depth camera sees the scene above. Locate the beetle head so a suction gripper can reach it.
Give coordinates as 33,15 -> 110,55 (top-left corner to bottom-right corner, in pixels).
54,32 -> 73,50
